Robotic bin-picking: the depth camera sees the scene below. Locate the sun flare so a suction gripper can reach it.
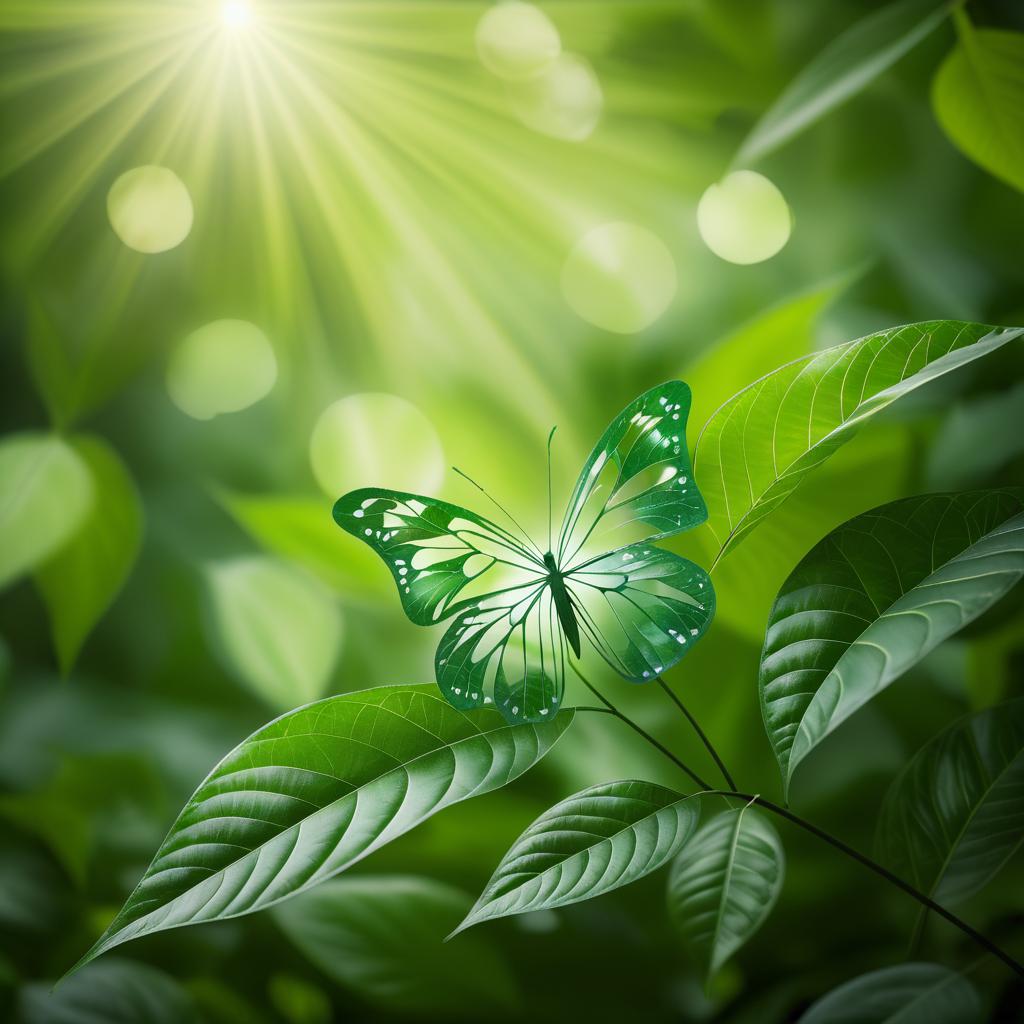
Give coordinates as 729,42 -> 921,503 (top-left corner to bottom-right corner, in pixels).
220,1 -> 253,30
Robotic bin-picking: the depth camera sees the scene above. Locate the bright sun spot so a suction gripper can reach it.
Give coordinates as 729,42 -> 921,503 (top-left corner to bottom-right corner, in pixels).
220,1 -> 252,29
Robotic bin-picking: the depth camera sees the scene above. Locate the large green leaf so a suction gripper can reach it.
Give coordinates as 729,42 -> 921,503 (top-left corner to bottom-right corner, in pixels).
932,15 -> 1024,194
737,0 -> 950,165
34,436 -> 142,672
798,963 -> 981,1024
878,699 -> 1024,906
21,959 -> 198,1024
666,805 -> 784,981
694,321 -> 1022,561
274,875 -> 518,1017
71,684 -> 573,972
760,491 -> 1024,796
203,555 -> 344,712
0,432 -> 93,590
453,781 -> 701,934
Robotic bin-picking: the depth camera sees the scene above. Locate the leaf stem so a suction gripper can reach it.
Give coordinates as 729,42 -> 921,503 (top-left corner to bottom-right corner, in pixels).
656,676 -> 736,790
716,791 -> 1024,979
570,664 -> 711,790
573,685 -> 1024,978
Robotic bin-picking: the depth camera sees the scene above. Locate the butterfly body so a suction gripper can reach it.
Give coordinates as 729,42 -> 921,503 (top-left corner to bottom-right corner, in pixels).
335,381 -> 715,725
543,550 -> 582,658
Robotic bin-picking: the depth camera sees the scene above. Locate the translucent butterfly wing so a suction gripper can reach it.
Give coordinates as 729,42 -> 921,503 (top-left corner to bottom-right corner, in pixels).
334,488 -> 545,626
565,543 -> 714,682
435,580 -> 566,723
557,381 -> 707,566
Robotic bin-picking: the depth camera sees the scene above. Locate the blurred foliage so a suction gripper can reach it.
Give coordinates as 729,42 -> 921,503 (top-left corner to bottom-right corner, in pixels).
1,1 -> 1023,1022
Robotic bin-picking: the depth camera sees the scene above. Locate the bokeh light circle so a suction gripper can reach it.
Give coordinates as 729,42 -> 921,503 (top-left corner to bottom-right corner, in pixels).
561,222 -> 677,334
107,165 -> 193,253
309,393 -> 445,498
696,170 -> 792,265
476,1 -> 561,80
509,53 -> 603,141
166,319 -> 277,420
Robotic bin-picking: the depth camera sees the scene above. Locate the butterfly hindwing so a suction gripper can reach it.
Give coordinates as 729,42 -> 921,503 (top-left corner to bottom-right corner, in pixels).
565,543 -> 714,682
333,488 -> 544,626
335,488 -> 561,723
557,381 -> 707,566
435,580 -> 565,723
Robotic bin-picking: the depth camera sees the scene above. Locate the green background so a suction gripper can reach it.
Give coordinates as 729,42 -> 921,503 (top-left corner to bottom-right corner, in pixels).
1,1 -> 1023,1021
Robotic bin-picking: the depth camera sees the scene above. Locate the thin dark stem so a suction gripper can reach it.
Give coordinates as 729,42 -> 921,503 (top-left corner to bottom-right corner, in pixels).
656,677 -> 736,790
573,693 -> 1024,978
571,665 -> 711,790
718,792 -> 1024,980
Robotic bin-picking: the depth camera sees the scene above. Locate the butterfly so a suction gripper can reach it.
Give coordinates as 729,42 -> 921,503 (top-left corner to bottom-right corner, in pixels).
333,381 -> 714,725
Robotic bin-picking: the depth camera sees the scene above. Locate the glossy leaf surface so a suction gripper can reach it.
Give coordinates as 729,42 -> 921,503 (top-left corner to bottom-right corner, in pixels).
455,781 -> 700,933
72,684 -> 573,972
667,806 -> 784,980
761,491 -> 1024,794
879,698 -> 1024,904
694,321 -> 1022,560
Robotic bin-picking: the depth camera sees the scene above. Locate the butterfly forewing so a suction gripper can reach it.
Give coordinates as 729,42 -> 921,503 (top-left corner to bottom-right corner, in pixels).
565,544 -> 714,682
556,381 -> 707,567
334,489 -> 545,626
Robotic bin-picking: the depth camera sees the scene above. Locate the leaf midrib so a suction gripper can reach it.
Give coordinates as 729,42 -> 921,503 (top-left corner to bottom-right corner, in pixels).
93,702 -> 566,957
708,807 -> 747,971
921,732 -> 1024,903
786,509 -> 1023,781
468,793 -> 694,924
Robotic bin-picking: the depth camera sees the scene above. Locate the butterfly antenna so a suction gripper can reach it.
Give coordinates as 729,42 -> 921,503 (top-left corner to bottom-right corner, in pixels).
451,467 -> 544,561
546,426 -> 557,554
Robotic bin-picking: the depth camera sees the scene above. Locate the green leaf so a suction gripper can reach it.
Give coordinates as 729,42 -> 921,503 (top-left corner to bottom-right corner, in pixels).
0,432 -> 93,590
34,436 -> 142,672
878,699 -> 1024,906
798,963 -> 981,1024
71,684 -> 574,972
760,491 -> 1024,796
694,321 -> 1022,561
274,875 -> 518,1017
216,490 -> 390,601
21,959 -> 199,1024
667,806 -> 784,981
737,0 -> 950,165
453,781 -> 701,934
932,16 -> 1024,194
683,272 -> 856,432
203,555 -> 344,712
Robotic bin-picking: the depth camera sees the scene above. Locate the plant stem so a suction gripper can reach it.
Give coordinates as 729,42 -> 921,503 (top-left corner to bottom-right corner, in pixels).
570,664 -> 711,790
718,792 -> 1024,979
573,689 -> 1024,978
656,676 -> 736,790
